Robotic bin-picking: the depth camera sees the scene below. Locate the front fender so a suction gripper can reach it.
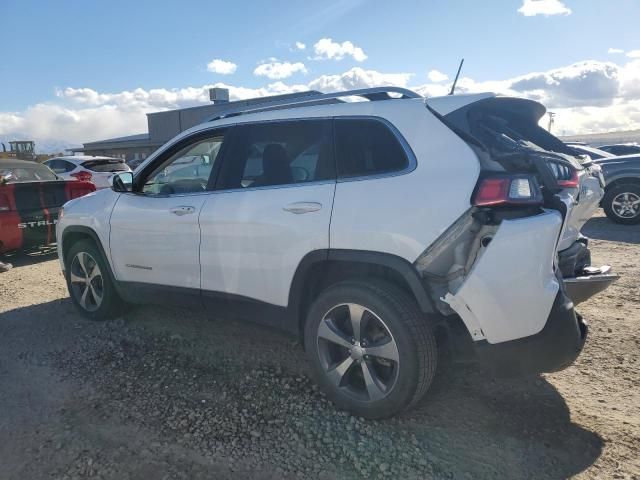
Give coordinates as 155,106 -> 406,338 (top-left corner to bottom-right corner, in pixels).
56,188 -> 120,271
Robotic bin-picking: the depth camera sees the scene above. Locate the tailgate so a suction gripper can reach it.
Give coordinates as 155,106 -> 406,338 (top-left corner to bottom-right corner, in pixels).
0,181 -> 94,251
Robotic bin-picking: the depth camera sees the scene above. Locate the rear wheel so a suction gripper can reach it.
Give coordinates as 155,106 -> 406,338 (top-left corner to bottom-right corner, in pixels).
603,184 -> 640,225
304,280 -> 437,419
65,239 -> 122,320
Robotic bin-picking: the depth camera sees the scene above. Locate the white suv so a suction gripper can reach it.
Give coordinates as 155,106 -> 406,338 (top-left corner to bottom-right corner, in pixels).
56,87 -> 617,418
44,156 -> 131,189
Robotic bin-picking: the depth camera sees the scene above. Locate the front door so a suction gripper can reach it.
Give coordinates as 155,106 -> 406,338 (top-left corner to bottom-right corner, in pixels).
109,131 -> 226,290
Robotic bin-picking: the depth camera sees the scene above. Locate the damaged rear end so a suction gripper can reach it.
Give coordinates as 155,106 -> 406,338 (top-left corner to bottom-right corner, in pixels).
419,95 -> 617,374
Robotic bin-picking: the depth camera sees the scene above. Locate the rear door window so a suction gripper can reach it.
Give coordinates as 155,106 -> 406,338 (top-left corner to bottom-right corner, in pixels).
334,119 -> 409,179
45,159 -> 70,174
217,120 -> 335,190
81,159 -> 129,172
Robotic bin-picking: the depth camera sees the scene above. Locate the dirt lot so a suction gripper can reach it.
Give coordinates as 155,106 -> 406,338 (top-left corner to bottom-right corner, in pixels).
0,211 -> 638,480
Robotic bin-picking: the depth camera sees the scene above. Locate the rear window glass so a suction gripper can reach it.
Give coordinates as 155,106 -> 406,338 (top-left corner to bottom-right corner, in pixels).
82,159 -> 128,172
334,119 -> 409,178
0,164 -> 58,183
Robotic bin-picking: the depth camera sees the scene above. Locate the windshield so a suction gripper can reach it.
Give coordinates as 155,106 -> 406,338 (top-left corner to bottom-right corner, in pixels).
473,114 -> 547,155
0,164 -> 58,183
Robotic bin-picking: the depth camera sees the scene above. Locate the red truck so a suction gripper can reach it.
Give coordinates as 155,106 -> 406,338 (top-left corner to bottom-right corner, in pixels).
0,160 -> 95,254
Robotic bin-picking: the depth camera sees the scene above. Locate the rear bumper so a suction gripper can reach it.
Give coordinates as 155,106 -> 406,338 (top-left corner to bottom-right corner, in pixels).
558,239 -> 619,305
564,266 -> 618,305
474,287 -> 587,375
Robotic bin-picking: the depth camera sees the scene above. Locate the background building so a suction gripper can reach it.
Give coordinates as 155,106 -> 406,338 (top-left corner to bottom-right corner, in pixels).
561,129 -> 640,147
72,88 -> 318,162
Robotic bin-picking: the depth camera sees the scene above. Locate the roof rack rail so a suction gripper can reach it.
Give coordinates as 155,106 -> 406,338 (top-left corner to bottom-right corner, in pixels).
205,86 -> 422,122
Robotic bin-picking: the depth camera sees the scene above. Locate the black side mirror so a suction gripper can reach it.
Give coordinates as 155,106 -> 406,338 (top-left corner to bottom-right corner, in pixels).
112,171 -> 133,192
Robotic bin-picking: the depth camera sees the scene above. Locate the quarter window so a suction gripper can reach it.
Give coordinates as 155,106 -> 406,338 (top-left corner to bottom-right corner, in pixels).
334,119 -> 409,178
218,120 -> 335,189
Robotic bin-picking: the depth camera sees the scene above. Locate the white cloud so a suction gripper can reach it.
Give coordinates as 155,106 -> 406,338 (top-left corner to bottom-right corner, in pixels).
206,59 -> 237,75
4,58 -> 640,147
254,61 -> 308,80
427,70 -> 449,83
518,0 -> 572,16
308,67 -> 412,92
295,41 -> 306,50
608,48 -> 624,54
414,60 -> 640,135
505,60 -> 620,107
626,50 -> 640,58
312,38 -> 367,62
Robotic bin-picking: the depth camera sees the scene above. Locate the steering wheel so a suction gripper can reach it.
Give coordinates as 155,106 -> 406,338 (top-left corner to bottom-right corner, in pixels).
159,178 -> 207,195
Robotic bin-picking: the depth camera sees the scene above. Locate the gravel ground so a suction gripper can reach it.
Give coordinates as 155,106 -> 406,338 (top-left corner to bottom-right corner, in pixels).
0,211 -> 638,479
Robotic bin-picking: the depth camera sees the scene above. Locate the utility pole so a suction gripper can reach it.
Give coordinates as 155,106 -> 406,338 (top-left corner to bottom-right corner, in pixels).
547,111 -> 556,133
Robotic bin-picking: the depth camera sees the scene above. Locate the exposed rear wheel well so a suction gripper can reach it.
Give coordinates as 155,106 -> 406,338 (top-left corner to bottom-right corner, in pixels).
295,260 -> 426,339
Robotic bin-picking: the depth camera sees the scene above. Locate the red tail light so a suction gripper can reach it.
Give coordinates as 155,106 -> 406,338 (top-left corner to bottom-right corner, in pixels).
0,193 -> 11,211
557,169 -> 579,188
68,184 -> 96,199
474,175 -> 543,207
71,171 -> 92,182
546,160 -> 579,188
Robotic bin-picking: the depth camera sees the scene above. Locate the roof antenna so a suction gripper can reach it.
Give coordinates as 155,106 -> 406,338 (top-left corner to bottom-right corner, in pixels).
449,58 -> 464,95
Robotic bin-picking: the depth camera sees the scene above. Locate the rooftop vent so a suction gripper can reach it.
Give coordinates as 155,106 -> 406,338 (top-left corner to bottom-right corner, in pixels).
209,88 -> 230,104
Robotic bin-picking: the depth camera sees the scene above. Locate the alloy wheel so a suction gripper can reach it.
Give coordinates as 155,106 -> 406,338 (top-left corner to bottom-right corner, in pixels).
316,303 -> 400,402
612,191 -> 640,219
69,251 -> 104,312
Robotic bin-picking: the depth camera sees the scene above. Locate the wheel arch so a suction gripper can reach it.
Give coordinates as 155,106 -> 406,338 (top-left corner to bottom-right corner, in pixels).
604,176 -> 640,191
288,249 -> 434,339
60,226 -> 117,282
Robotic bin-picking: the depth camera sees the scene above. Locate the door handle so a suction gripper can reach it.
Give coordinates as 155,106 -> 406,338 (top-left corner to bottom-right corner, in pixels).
170,206 -> 196,216
283,202 -> 322,214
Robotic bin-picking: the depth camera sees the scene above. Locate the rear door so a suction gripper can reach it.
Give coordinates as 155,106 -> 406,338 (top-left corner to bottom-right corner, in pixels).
109,130 -> 226,290
199,119 -> 336,311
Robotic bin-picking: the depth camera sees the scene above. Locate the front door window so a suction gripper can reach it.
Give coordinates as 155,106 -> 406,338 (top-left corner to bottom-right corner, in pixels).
142,135 -> 225,195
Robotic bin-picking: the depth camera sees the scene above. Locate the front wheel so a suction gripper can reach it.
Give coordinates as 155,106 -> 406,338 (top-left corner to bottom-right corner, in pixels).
603,184 -> 640,225
304,280 -> 437,419
65,239 -> 122,320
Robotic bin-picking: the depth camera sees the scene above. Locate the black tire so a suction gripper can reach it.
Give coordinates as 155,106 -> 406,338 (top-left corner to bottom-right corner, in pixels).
65,239 -> 123,321
303,280 -> 437,419
603,184 -> 640,225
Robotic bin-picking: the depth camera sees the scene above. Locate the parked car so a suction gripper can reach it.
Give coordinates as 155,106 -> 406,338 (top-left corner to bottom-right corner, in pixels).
594,154 -> 640,224
598,143 -> 640,156
56,87 -> 616,419
566,143 -> 616,160
0,159 -> 95,254
43,156 -> 130,189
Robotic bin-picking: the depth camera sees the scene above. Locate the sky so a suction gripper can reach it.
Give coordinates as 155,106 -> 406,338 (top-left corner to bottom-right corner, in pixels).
1,0 -> 640,149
